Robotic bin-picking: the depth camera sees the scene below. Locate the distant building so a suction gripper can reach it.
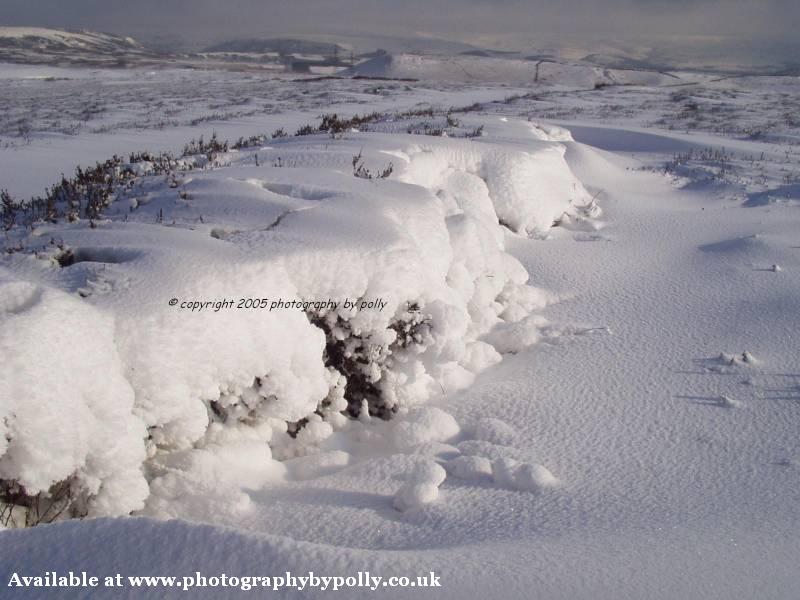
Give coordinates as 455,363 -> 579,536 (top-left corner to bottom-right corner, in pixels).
286,59 -> 311,73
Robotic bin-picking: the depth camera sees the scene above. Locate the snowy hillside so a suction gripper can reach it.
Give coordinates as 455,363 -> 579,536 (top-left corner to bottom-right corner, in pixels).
0,27 -> 153,65
204,38 -> 345,56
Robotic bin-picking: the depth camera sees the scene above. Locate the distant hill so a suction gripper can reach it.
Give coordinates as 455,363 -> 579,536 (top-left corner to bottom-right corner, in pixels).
204,38 -> 346,56
0,27 -> 156,65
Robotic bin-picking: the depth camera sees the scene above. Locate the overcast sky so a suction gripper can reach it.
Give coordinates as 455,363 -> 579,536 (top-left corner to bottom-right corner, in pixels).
1,0 -> 798,52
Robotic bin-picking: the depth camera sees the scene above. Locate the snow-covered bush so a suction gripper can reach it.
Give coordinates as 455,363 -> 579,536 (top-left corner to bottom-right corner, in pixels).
0,271 -> 148,527
0,117 -> 588,525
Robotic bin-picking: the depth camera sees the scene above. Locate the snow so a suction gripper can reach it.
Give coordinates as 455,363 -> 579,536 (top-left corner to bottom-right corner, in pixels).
390,408 -> 460,451
0,28 -> 139,47
0,271 -> 148,519
395,128 -> 592,235
393,460 -> 447,511
445,455 -> 492,480
344,52 -> 679,86
1,59 -> 800,599
0,27 -> 148,67
491,457 -> 559,492
1,113 -> 571,528
472,417 -> 517,445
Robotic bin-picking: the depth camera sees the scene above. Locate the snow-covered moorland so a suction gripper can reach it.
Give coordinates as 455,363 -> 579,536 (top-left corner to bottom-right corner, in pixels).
1,59 -> 799,599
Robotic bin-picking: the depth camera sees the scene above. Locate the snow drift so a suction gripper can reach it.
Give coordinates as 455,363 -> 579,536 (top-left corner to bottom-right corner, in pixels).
0,117 -> 585,524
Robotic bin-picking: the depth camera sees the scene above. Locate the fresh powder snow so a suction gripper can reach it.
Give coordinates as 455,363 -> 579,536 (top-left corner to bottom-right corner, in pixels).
0,32 -> 799,600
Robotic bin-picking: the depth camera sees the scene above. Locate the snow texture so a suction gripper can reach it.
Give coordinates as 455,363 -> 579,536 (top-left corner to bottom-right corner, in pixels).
2,60 -> 800,599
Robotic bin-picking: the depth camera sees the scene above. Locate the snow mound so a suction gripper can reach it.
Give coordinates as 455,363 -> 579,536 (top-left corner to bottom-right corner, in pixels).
393,460 -> 447,511
699,351 -> 760,372
492,458 -> 559,493
145,440 -> 285,521
483,313 -> 549,353
0,270 -> 148,522
446,455 -> 493,480
394,134 -> 592,235
718,395 -> 744,408
392,407 -> 461,451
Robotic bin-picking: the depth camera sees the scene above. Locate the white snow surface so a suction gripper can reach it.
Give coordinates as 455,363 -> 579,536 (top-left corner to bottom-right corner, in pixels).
1,66 -> 799,599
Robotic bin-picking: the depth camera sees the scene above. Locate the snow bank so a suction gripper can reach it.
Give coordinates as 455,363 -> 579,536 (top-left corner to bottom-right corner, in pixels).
0,118 -> 585,523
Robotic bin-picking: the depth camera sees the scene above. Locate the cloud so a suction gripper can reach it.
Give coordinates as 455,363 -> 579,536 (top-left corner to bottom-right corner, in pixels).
2,0 -> 798,50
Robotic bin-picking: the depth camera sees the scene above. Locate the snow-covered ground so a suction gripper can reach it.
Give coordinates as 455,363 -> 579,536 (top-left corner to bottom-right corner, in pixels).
1,61 -> 799,599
